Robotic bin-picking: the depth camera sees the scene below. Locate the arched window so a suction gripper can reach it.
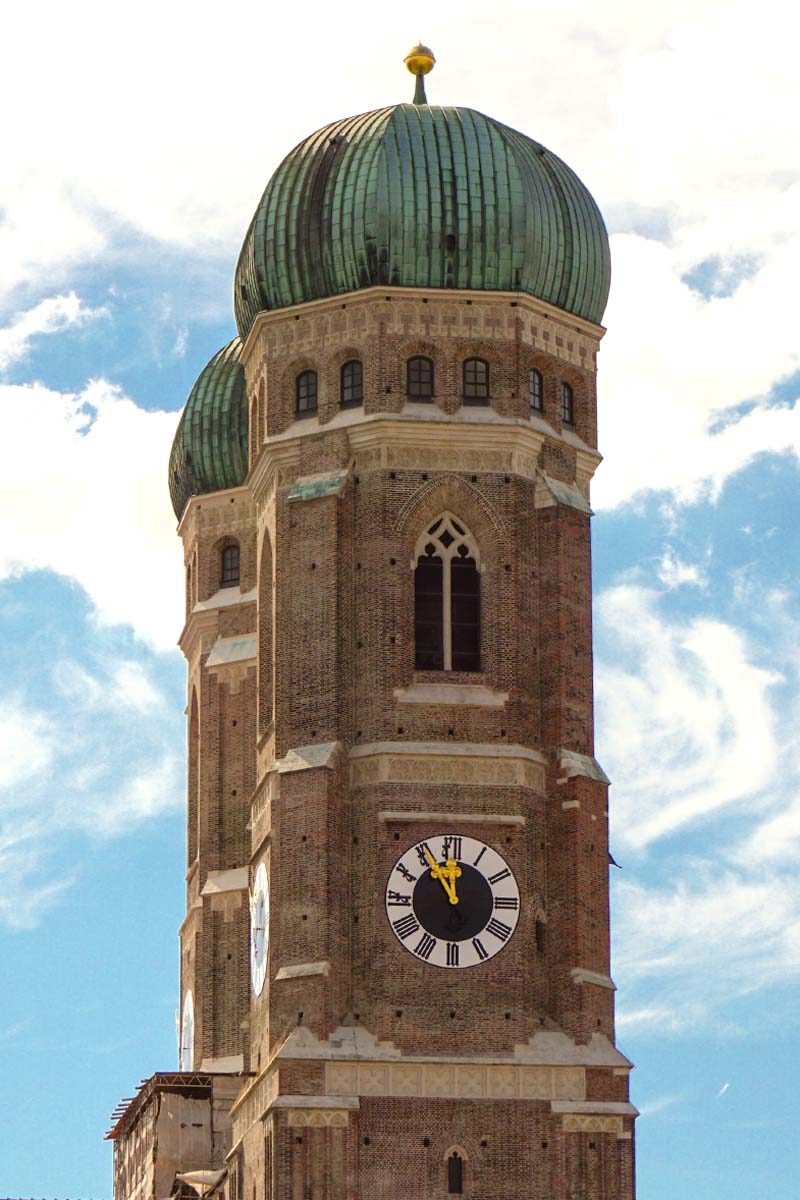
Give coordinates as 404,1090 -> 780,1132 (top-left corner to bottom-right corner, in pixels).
295,370 -> 318,416
529,367 -> 543,412
407,355 -> 434,401
560,381 -> 574,426
463,357 -> 489,404
341,359 -> 363,407
447,1151 -> 464,1195
221,542 -> 240,587
187,690 -> 199,867
258,531 -> 274,735
414,514 -> 481,672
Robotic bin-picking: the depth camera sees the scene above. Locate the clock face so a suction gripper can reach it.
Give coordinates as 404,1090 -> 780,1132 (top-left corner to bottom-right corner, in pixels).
385,834 -> 520,969
250,860 -> 269,995
179,989 -> 194,1070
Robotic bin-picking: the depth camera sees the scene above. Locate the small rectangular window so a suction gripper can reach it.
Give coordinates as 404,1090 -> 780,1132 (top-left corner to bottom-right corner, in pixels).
463,358 -> 489,404
408,356 -> 434,400
341,360 -> 363,407
529,367 -> 543,412
296,370 -> 318,416
560,381 -> 574,426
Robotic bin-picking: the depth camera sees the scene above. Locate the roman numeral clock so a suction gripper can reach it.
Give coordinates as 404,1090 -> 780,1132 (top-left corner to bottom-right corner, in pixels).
386,835 -> 521,968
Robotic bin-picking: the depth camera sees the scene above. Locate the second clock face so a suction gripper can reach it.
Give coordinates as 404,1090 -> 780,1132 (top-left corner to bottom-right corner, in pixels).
385,834 -> 520,969
250,860 -> 269,996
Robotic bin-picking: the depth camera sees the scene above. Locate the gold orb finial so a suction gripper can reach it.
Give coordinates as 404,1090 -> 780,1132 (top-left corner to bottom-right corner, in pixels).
404,43 -> 436,77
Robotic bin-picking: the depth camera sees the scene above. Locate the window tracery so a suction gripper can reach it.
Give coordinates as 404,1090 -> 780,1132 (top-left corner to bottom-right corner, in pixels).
446,1149 -> 465,1194
414,513 -> 481,672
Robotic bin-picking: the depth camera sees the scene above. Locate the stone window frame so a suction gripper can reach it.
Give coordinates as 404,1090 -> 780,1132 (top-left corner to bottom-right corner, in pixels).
340,358 -> 364,408
462,356 -> 490,405
407,354 -> 435,401
220,541 -> 241,588
560,379 -> 575,427
529,366 -> 544,413
444,1145 -> 468,1195
295,369 -> 318,417
413,511 -> 482,673
258,528 -> 274,739
187,687 -> 199,867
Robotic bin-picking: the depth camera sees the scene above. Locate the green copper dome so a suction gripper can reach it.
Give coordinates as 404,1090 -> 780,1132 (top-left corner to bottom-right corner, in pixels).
169,338 -> 248,519
234,103 -> 610,338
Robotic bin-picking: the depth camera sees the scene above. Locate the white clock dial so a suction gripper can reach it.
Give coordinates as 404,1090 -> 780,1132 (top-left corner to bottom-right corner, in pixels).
179,989 -> 194,1070
385,834 -> 520,969
250,860 -> 269,995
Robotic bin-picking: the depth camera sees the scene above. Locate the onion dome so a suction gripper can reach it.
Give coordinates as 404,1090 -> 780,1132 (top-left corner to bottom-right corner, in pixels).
168,338 -> 248,519
234,50 -> 610,339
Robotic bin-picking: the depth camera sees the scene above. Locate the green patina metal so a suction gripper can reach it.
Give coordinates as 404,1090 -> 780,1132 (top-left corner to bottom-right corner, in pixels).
168,337 -> 248,519
233,103 -> 610,338
172,100 -> 611,518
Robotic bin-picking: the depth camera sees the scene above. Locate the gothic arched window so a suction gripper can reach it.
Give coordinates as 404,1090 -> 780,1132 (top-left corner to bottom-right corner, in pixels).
221,542 -> 240,588
341,359 -> 364,407
560,380 -> 575,426
447,1151 -> 464,1194
407,355 -> 434,400
414,514 -> 481,672
529,367 -> 543,412
296,369 -> 318,416
463,357 -> 489,404
258,531 -> 274,735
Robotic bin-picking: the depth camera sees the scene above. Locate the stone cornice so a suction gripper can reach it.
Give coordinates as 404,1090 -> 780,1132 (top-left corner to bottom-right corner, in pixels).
240,285 -> 605,371
249,411 -> 601,508
177,484 -> 251,541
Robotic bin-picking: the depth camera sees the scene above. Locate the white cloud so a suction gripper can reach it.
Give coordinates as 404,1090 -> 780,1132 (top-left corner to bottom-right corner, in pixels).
0,293 -> 105,371
55,658 -> 166,715
595,235 -> 800,510
597,584 -> 779,848
657,549 -> 705,589
81,754 -> 182,836
0,660 -> 183,929
613,866 -> 800,1033
0,3 -> 796,515
0,698 -> 55,791
0,377 -> 182,649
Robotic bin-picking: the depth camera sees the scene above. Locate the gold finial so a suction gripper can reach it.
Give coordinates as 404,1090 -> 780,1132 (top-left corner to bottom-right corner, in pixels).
404,43 -> 435,105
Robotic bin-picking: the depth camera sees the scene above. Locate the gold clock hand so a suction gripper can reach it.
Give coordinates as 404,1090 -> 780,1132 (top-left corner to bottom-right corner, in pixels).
424,846 -> 458,904
444,857 -> 462,903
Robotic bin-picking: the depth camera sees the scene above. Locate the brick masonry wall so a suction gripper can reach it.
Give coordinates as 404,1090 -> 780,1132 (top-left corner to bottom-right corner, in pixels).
172,289 -> 633,1197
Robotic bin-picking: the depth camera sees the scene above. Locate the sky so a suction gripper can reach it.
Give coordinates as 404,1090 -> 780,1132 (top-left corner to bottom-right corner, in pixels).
1,0 -> 799,1195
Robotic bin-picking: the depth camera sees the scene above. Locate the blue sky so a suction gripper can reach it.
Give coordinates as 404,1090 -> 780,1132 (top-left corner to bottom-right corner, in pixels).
1,2 -> 799,1196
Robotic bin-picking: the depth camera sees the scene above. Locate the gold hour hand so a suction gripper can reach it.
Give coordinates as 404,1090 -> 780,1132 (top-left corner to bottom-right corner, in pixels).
424,846 -> 459,905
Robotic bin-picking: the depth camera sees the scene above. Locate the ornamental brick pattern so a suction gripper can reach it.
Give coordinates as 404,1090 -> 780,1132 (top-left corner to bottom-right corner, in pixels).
109,286 -> 635,1200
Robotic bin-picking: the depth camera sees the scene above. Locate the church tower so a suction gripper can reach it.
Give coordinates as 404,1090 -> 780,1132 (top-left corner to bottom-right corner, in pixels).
108,47 -> 636,1200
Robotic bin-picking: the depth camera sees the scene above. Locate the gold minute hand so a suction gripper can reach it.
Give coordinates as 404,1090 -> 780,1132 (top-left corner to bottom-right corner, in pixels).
424,846 -> 458,905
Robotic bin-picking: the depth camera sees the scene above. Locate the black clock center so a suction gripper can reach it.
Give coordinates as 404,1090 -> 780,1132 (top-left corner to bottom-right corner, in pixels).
413,862 -> 493,941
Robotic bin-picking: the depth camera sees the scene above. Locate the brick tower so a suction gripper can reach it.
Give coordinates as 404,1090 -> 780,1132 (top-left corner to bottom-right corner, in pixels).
108,46 -> 636,1200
